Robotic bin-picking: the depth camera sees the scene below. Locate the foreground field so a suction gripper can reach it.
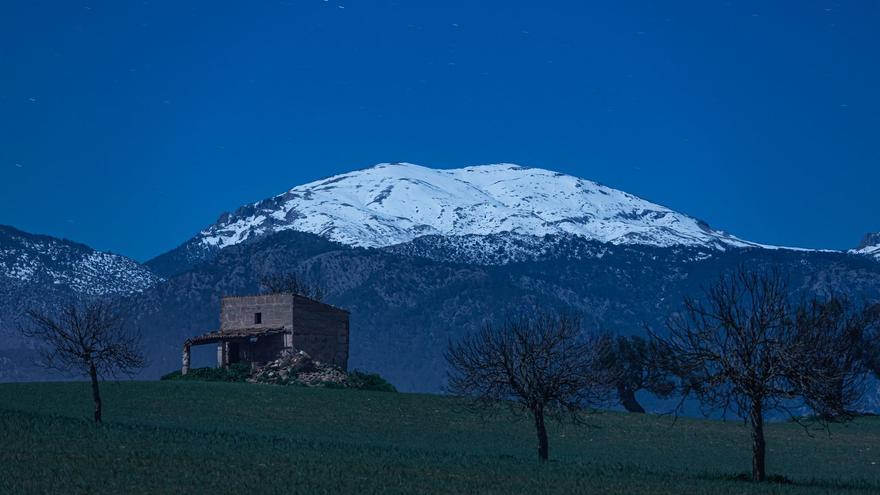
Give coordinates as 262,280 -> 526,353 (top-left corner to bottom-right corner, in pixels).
0,382 -> 878,494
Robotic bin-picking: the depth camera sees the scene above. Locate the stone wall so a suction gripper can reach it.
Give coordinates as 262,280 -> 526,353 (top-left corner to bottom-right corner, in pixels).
217,293 -> 349,370
221,294 -> 294,330
291,295 -> 349,370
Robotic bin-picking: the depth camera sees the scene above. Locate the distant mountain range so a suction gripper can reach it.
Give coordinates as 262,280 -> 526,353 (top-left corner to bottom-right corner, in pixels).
0,225 -> 158,380
0,225 -> 157,295
0,163 -> 878,406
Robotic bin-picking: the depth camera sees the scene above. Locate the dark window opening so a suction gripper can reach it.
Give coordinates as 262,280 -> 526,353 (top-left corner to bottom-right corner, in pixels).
254,312 -> 262,324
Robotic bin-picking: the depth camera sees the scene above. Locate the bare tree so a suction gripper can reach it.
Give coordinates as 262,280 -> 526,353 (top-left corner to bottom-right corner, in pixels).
260,271 -> 325,301
653,268 -> 866,482
855,303 -> 880,378
22,301 -> 146,423
792,296 -> 872,421
601,335 -> 675,413
445,312 -> 613,461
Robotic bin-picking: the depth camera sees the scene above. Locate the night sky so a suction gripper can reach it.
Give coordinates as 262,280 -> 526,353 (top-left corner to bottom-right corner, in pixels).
1,1 -> 877,261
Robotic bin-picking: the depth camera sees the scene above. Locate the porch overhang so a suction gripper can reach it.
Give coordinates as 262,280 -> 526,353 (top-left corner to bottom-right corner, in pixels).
185,327 -> 288,346
181,327 -> 288,375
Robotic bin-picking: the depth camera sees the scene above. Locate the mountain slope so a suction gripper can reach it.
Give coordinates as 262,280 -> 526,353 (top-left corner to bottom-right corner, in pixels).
5,226 -> 879,408
0,225 -> 158,296
852,232 -> 880,261
0,225 -> 159,380
147,163 -> 775,276
129,230 -> 880,399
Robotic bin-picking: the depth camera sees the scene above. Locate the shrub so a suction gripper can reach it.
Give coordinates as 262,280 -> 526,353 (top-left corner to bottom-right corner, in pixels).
160,365 -> 396,392
346,371 -> 397,392
161,363 -> 252,382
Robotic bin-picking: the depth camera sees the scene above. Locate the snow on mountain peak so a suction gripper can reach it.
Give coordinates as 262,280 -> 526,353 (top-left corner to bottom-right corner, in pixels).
0,226 -> 158,295
852,232 -> 880,260
194,162 -> 768,253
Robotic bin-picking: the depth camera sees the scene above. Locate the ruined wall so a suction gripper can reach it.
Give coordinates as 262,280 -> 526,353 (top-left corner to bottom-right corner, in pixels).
218,293 -> 349,370
221,294 -> 294,330
291,295 -> 349,370
216,333 -> 290,366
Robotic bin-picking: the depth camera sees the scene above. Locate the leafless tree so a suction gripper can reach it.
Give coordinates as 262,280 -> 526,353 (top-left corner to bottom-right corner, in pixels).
652,268 -> 867,482
601,335 -> 675,413
22,301 -> 146,423
792,296 -> 873,421
260,271 -> 325,301
855,303 -> 880,378
445,312 -> 614,461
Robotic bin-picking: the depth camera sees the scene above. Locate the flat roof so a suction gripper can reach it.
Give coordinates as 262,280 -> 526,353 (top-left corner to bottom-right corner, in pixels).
220,293 -> 350,314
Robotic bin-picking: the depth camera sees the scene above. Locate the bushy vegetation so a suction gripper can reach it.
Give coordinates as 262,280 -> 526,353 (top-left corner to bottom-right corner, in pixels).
344,370 -> 397,392
161,363 -> 251,382
161,365 -> 397,392
1,381 -> 878,494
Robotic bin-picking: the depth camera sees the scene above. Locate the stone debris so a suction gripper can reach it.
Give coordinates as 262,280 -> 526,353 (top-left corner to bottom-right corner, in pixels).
297,366 -> 349,387
248,349 -> 349,387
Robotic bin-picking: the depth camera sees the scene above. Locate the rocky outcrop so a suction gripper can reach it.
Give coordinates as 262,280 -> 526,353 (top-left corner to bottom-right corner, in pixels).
857,233 -> 880,250
853,232 -> 880,260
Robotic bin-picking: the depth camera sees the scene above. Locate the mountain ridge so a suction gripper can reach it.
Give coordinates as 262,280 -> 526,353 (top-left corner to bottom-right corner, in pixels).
146,162 -> 801,276
0,225 -> 161,380
853,232 -> 880,260
0,224 -> 158,296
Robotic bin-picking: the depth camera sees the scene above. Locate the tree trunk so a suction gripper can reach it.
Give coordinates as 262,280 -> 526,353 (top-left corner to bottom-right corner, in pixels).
617,384 -> 645,413
749,400 -> 766,482
533,406 -> 549,462
89,362 -> 102,424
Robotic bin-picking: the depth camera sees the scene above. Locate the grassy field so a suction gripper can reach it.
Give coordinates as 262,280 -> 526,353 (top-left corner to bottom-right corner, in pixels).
0,381 -> 878,494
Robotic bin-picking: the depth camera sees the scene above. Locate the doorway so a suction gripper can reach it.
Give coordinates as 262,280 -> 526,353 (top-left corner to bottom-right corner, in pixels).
228,342 -> 241,364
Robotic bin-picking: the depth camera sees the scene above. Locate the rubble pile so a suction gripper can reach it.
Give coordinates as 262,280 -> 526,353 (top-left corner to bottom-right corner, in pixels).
248,349 -> 348,387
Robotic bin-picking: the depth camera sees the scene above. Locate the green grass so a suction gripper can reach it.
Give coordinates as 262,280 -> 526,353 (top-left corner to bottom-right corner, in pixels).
0,381 -> 878,494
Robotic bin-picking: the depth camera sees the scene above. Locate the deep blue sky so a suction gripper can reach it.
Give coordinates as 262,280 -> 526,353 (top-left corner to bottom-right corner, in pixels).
1,1 -> 877,261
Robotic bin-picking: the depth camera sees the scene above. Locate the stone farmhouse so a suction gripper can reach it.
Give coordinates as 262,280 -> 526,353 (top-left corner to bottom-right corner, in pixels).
182,293 -> 349,374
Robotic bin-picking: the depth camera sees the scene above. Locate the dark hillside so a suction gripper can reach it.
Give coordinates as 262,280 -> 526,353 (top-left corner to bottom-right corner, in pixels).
122,231 -> 880,397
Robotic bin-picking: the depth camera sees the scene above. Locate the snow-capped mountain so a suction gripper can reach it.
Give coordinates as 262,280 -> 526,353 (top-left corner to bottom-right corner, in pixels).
852,232 -> 880,261
150,163 -> 782,275
0,225 -> 158,296
202,163 -> 765,249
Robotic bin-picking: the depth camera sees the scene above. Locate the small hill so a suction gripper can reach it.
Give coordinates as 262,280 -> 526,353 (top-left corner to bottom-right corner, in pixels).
1,381 -> 878,494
